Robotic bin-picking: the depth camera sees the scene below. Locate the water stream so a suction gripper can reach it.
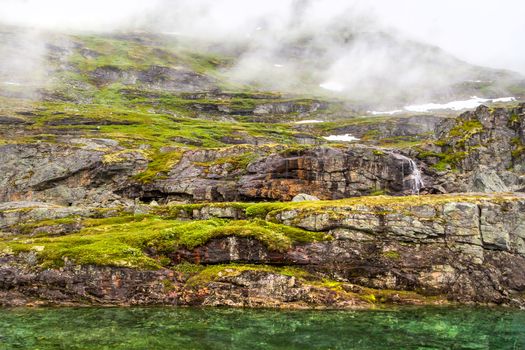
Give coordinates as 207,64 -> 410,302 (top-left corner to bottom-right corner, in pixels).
392,153 -> 425,194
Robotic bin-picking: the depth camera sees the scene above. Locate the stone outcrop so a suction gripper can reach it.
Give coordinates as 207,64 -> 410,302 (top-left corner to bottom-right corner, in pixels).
0,141 -> 147,206
168,195 -> 525,306
89,65 -> 218,92
419,103 -> 525,193
1,194 -> 524,308
0,140 -> 431,205
141,145 -> 429,202
313,114 -> 446,141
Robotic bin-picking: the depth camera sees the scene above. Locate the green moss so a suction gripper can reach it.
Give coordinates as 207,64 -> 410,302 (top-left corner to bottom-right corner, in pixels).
134,150 -> 183,183
102,149 -> 148,165
511,137 -> 525,159
447,120 -> 483,147
194,152 -> 259,173
369,188 -> 387,196
168,218 -> 330,251
431,151 -> 467,171
509,113 -> 520,124
184,263 -> 311,287
245,203 -> 289,219
0,216 -> 330,269
383,250 -> 401,260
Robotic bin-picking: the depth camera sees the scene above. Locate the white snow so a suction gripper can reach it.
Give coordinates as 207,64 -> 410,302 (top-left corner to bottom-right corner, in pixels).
273,64 -> 284,68
319,81 -> 345,92
2,81 -> 21,86
294,119 -> 323,124
368,110 -> 403,115
323,134 -> 359,142
492,97 -> 516,103
367,96 -> 517,116
404,96 -> 516,112
161,31 -> 184,36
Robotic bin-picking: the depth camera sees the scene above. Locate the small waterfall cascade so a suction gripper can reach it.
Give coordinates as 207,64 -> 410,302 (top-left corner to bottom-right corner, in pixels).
391,153 -> 425,194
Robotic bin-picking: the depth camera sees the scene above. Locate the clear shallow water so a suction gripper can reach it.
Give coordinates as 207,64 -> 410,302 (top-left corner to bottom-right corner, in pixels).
0,307 -> 524,349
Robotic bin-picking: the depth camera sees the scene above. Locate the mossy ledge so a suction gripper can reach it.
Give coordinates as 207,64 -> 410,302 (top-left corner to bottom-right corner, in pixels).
1,193 -> 525,308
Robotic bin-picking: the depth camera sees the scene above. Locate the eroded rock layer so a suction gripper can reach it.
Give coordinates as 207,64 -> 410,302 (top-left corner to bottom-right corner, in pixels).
1,194 -> 524,308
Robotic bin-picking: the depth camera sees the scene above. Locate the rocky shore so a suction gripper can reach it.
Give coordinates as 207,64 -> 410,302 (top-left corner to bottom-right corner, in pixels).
1,194 -> 524,308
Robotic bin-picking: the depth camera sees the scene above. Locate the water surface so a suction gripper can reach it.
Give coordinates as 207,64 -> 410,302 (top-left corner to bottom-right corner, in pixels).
0,306 -> 524,349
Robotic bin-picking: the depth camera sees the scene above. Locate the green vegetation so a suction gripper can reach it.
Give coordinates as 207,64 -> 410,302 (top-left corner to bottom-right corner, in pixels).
369,188 -> 387,196
447,120 -> 483,146
511,137 -> 525,159
158,193 -> 514,223
0,216 -> 330,269
183,263 -> 311,287
4,98 -> 302,153
134,150 -> 183,183
193,151 -> 260,173
416,119 -> 484,171
382,250 -> 401,260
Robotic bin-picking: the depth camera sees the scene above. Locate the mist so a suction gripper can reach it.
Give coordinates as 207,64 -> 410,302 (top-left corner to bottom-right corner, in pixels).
0,0 -> 523,103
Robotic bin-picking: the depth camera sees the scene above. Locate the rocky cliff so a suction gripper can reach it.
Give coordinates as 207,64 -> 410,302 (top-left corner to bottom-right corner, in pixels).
1,194 -> 524,308
417,104 -> 525,193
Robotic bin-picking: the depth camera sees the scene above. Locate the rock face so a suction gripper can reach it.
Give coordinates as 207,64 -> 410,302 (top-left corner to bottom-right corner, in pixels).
89,65 -> 218,92
2,105 -> 524,206
0,259 -> 372,308
319,114 -> 446,141
292,193 -> 320,202
420,103 -> 525,193
140,145 -> 429,202
0,140 -> 431,205
0,141 -> 147,206
0,195 -> 524,307
169,195 -> 525,306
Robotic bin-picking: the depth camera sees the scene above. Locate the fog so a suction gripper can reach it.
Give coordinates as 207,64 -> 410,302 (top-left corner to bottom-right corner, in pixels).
0,0 -> 523,101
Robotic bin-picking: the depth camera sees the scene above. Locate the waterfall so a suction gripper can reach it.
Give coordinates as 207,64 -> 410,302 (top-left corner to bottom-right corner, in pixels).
406,158 -> 424,194
391,153 -> 425,194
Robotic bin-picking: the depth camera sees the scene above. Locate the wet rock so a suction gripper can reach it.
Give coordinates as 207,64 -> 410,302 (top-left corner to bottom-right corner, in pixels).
143,145 -> 428,202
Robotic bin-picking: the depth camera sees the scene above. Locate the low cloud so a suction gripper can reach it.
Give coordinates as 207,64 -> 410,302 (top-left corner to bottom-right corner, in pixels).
0,0 -> 523,103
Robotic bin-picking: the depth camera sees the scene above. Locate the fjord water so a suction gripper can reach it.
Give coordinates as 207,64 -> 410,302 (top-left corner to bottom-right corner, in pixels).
0,307 -> 524,349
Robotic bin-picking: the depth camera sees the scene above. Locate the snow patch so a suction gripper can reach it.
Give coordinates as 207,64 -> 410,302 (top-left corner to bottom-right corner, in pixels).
367,96 -> 516,115
2,81 -> 21,86
368,110 -> 403,115
161,31 -> 184,36
319,81 -> 344,92
404,96 -> 516,112
273,64 -> 284,68
323,134 -> 359,142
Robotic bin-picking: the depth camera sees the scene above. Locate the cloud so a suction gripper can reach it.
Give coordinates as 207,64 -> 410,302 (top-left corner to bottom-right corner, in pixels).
0,0 -> 523,103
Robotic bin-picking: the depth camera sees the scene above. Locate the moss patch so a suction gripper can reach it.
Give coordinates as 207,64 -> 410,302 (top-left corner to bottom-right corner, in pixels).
134,150 -> 183,183
0,216 -> 330,269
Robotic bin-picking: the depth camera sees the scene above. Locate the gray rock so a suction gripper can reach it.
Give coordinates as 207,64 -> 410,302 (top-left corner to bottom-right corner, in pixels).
292,193 -> 320,202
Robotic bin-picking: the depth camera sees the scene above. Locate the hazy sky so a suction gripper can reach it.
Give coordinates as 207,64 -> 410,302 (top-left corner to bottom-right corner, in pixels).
0,0 -> 523,77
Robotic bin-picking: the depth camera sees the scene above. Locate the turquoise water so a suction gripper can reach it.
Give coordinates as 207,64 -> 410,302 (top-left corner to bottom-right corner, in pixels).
0,307 -> 524,349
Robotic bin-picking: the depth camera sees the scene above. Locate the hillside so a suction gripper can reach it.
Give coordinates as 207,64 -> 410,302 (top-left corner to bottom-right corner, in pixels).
1,28 -> 525,308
